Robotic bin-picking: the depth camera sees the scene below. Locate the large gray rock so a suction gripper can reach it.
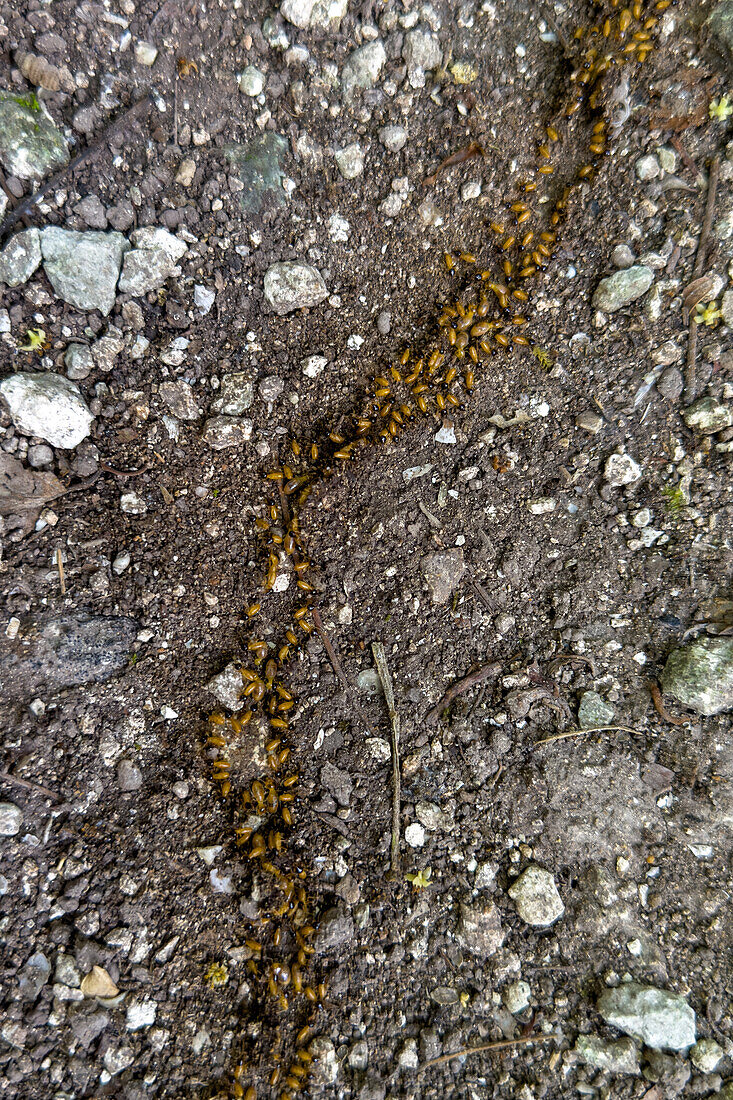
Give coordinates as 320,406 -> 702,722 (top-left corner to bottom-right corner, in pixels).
597,983 -> 696,1051
0,92 -> 69,180
41,228 -> 128,315
662,638 -> 733,715
707,0 -> 733,54
0,228 -> 42,286
263,261 -> 327,314
0,612 -> 139,702
574,1034 -> 640,1075
592,266 -> 654,312
0,372 -> 93,448
682,396 -> 733,435
341,41 -> 387,97
118,227 -> 187,296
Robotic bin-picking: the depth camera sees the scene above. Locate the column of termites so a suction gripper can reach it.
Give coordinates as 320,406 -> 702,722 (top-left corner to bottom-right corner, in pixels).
203,4 -> 673,1097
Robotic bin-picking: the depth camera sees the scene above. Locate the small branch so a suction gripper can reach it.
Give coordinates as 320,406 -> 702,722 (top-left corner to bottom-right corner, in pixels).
99,460 -> 152,477
533,725 -> 645,747
310,606 -> 376,737
685,152 -> 721,404
425,661 -> 502,725
371,641 -> 401,878
649,681 -> 688,726
421,1032 -> 557,1070
56,547 -> 66,596
0,770 -> 63,801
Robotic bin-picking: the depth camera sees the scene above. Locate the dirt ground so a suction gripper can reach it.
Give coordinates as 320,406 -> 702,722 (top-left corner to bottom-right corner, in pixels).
1,0 -> 732,1097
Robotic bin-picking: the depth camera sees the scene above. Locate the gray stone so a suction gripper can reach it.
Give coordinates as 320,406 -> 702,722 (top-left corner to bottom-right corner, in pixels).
320,762 -> 353,806
576,410 -> 603,433
91,329 -> 124,373
0,613 -> 139,702
64,344 -> 94,381
348,1039 -> 369,1071
0,801 -> 23,836
202,416 -> 253,450
508,865 -> 564,927
662,638 -> 733,716
682,396 -> 733,434
117,760 -> 143,792
135,41 -> 158,66
27,444 -> 53,468
376,310 -> 391,334
238,66 -> 265,96
281,0 -> 314,27
259,375 -> 285,404
342,41 -> 387,97
0,373 -> 93,448
455,900 -> 505,956
691,1039 -> 725,1073
574,1034 -> 640,1075
430,986 -> 459,1005
611,243 -> 635,269
207,662 -> 246,712
707,1 -> 733,54
211,374 -> 254,415
420,548 -> 465,604
0,228 -> 42,286
604,452 -> 642,486
0,92 -> 70,180
403,28 -> 442,71
597,982 -> 696,1051
120,491 -> 147,515
160,381 -> 199,420
657,367 -> 684,402
636,154 -> 660,181
335,143 -> 365,179
263,261 -> 327,314
578,690 -> 615,729
592,266 -> 654,312
41,228 -> 128,316
74,194 -> 107,229
224,133 -> 288,215
118,228 -> 187,296
379,125 -> 408,152
314,905 -> 354,951
103,1046 -> 135,1076
18,952 -> 51,1000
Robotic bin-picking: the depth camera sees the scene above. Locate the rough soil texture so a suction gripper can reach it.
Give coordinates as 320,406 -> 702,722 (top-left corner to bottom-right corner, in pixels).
1,0 -> 732,1098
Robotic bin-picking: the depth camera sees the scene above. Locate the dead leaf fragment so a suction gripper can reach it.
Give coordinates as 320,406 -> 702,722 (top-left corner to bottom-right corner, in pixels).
80,965 -> 119,998
682,274 -> 717,314
0,453 -> 66,535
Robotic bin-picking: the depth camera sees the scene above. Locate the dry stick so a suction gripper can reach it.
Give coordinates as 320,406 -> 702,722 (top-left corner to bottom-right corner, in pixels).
56,547 -> 66,596
421,1032 -> 557,1070
0,770 -> 63,801
310,606 -> 376,738
425,661 -> 502,725
534,725 -> 645,747
685,153 -> 721,404
371,641 -> 401,878
0,93 -> 153,238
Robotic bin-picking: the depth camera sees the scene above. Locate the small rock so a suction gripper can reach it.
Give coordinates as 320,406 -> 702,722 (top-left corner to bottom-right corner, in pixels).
430,985 -> 459,1005
578,690 -> 615,729
259,376 -> 285,405
456,900 -> 505,956
27,444 -> 53,468
604,452 -> 642,487
0,92 -> 70,180
302,355 -> 327,379
120,491 -> 146,515
576,410 -> 604,433
508,865 -> 564,927
202,416 -> 253,450
0,228 -> 42,286
404,822 -> 426,847
398,1038 -> 419,1070
126,999 -> 157,1030
682,396 -> 733,434
91,329 -> 124,373
592,266 -> 654,312
690,1039 -> 724,1073
207,662 -> 246,711
341,41 -> 387,97
434,423 -> 456,444
662,638 -> 733,716
175,158 -> 196,187
611,243 -> 635,269
263,261 -> 327,314
239,66 -> 266,96
112,551 -> 130,574
281,0 -> 315,27
335,143 -> 365,179
657,367 -> 684,402
41,227 -> 128,316
194,285 -> 216,314
461,179 -> 482,200
348,1039 -> 369,1071
403,28 -> 442,70
421,548 -> 465,604
320,762 -> 353,806
636,154 -> 660,181
597,982 -> 696,1051
135,41 -> 158,66
0,801 -> 23,836
118,227 -> 187,296
117,759 -> 142,792
0,372 -> 93,448
309,1036 -> 339,1085
225,132 -> 289,215
74,194 -> 107,230
80,965 -> 119,998
379,124 -> 408,152
504,980 -> 531,1015
211,373 -> 254,415
160,380 -> 199,420
19,952 -> 51,999
314,905 -> 354,951
103,1046 -> 135,1076
64,344 -> 94,381
574,1034 -> 640,1075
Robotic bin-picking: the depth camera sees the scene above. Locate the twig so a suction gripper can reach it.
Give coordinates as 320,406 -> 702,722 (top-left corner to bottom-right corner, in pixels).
670,136 -> 704,185
649,681 -> 688,726
0,94 -> 153,238
371,641 -> 401,878
421,1032 -> 557,1070
56,547 -> 66,596
310,606 -> 376,737
425,661 -> 502,725
0,770 -> 63,801
685,152 -> 720,404
99,460 -> 152,477
533,725 -> 645,746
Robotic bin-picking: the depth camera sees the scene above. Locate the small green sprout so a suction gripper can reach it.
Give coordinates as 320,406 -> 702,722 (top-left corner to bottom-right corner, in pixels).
531,345 -> 552,369
694,301 -> 723,327
661,485 -> 686,515
405,867 -> 433,890
709,95 -> 733,121
204,962 -> 229,988
19,328 -> 48,353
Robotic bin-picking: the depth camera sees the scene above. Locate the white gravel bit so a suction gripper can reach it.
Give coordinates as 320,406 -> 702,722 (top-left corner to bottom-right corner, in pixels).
508,864 -> 565,927
40,227 -> 128,316
379,124 -> 408,152
126,998 -> 157,1030
239,66 -> 266,96
0,227 -> 42,286
335,143 -> 365,179
461,179 -> 482,200
0,372 -> 93,449
404,822 -> 426,848
604,452 -> 642,487
263,261 -> 327,314
328,213 -> 350,242
398,1038 -> 419,1070
690,1038 -> 724,1073
120,492 -> 147,515
118,226 -> 187,295
0,801 -> 23,836
302,355 -> 327,378
504,980 -> 531,1014
207,662 -> 246,712
202,416 -> 253,450
134,41 -> 158,66
527,497 -> 556,515
341,40 -> 387,97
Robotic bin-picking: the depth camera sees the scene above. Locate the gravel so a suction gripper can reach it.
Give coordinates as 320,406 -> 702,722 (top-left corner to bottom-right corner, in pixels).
592,266 -> 654,312
40,228 -> 128,316
596,982 -> 696,1052
0,228 -> 42,286
0,372 -> 94,449
507,865 -> 565,927
0,801 -> 23,836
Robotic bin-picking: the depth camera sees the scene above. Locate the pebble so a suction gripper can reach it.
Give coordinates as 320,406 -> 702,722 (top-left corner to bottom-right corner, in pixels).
597,982 -> 696,1052
207,662 -> 247,711
420,548 -> 465,604
690,1039 -> 724,1073
0,92 -> 70,180
309,1036 -> 339,1085
0,801 -> 23,836
263,260 -> 327,314
281,0 -> 314,28
74,194 -> 108,229
135,41 -> 158,65
259,375 -> 285,405
211,373 -> 254,415
160,380 -> 199,420
592,265 -> 654,313
341,41 -> 387,97
335,143 -> 365,179
118,226 -> 187,296
80,965 -> 119,998
112,551 -> 131,574
0,228 -> 42,286
657,366 -> 684,402
175,158 -> 196,187
576,410 -> 603,433
239,66 -> 266,96
604,452 -> 642,487
194,285 -> 216,314
117,759 -> 143,791
578,690 -> 615,729
376,310 -> 391,334
434,423 -> 456,444
202,416 -> 254,449
320,762 -> 353,806
0,372 -> 93,448
126,998 -> 157,1030
379,124 -> 408,152
120,491 -> 147,515
403,28 -> 442,70
636,154 -> 660,180
461,179 -> 482,200
40,227 -> 128,316
313,905 -> 354,951
92,329 -> 124,373
504,980 -> 531,1015
574,1034 -> 640,1075
103,1046 -> 135,1076
662,638 -> 733,716
404,822 -> 426,847
301,355 -> 327,379
507,865 -> 564,927
456,899 -> 505,956
398,1038 -> 419,1070
611,243 -> 635,268
27,444 -> 53,468
682,396 -> 733,434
